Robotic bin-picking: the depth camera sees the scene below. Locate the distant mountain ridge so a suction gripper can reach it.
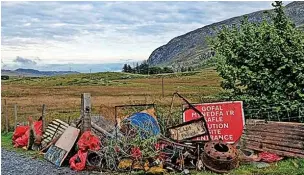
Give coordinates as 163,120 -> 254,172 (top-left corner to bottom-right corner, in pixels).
1,68 -> 79,77
147,1 -> 304,68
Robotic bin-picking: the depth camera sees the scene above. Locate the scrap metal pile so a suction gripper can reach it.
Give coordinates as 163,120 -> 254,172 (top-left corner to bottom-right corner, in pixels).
11,92 -> 304,174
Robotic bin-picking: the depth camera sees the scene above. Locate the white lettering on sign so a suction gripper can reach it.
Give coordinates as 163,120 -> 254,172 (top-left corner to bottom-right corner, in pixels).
183,101 -> 244,143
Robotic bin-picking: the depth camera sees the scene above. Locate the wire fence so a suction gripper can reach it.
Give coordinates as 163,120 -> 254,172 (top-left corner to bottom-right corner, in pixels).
245,104 -> 304,123
0,99 -> 102,132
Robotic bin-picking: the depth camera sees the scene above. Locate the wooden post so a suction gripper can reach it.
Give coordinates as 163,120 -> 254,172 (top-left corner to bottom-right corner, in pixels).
14,104 -> 17,130
4,99 -> 8,132
41,104 -> 46,132
81,93 -> 91,134
162,77 -> 164,98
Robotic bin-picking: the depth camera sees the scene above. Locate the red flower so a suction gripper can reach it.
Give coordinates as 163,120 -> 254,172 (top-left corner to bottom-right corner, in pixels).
154,143 -> 161,151
114,146 -> 120,153
131,147 -> 142,160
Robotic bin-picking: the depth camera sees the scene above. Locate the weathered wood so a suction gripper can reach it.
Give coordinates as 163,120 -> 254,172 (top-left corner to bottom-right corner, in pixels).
245,125 -> 304,133
91,122 -> 113,137
245,145 -> 304,158
241,119 -> 304,159
246,119 -> 304,128
41,104 -> 46,132
244,130 -> 304,141
243,134 -> 304,144
4,99 -> 8,132
14,104 -> 17,130
243,140 -> 304,155
45,126 -> 80,167
81,93 -> 91,134
162,77 -> 164,98
244,127 -> 304,137
242,137 -> 304,149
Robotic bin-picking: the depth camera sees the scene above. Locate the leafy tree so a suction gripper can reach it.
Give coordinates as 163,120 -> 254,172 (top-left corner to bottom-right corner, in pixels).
163,67 -> 174,73
149,66 -> 162,74
211,1 -> 304,120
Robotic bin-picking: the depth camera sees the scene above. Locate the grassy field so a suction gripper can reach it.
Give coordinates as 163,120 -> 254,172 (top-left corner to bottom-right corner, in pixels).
2,68 -> 304,174
1,68 -> 223,127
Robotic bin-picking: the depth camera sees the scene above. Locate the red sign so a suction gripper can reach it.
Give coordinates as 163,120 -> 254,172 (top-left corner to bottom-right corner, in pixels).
183,101 -> 244,143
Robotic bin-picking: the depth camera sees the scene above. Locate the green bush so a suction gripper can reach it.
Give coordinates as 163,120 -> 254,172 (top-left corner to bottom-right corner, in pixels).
210,2 -> 304,120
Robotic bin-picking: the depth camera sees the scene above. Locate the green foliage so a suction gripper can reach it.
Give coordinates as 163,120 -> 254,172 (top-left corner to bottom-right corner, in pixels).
122,61 -> 175,75
211,1 -> 304,120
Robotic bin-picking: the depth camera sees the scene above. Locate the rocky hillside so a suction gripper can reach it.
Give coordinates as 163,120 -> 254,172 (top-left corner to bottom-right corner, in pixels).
147,1 -> 304,69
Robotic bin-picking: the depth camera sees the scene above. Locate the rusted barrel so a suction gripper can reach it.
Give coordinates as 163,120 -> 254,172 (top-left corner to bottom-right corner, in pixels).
202,141 -> 239,173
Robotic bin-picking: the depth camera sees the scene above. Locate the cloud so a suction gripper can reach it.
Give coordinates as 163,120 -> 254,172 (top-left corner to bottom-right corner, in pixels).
1,1 -> 276,69
13,56 -> 39,65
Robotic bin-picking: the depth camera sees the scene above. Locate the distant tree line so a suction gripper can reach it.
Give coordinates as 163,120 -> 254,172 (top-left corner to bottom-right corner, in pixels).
122,61 -> 175,74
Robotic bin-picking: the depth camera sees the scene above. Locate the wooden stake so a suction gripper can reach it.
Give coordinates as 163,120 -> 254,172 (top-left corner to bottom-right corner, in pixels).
5,99 -> 8,132
81,93 -> 91,134
162,77 -> 164,98
14,104 -> 17,130
42,104 -> 46,132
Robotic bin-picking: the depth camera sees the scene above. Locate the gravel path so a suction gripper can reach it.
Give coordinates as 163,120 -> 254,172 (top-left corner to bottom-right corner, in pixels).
1,149 -> 96,175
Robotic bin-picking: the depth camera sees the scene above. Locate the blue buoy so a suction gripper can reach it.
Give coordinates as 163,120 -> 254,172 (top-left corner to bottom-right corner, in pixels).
123,112 -> 160,138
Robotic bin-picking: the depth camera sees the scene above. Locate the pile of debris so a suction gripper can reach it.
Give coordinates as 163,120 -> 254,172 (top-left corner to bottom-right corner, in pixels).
11,93 -> 304,174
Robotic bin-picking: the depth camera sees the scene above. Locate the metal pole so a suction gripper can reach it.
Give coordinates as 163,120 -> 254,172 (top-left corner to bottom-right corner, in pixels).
14,104 -> 17,130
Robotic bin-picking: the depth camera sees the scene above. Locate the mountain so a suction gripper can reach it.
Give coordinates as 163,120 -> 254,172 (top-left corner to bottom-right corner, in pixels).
147,1 -> 304,68
1,68 -> 80,77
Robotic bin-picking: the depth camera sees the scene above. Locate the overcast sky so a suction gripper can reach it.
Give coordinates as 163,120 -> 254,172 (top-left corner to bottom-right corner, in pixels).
1,1 -> 276,72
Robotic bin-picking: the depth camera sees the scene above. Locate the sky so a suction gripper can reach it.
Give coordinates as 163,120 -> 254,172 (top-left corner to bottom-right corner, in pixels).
1,1 -> 276,72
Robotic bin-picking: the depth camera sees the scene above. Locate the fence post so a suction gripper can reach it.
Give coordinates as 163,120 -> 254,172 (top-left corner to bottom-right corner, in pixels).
14,104 -> 17,130
81,93 -> 91,134
162,77 -> 164,98
4,99 -> 8,132
42,104 -> 46,132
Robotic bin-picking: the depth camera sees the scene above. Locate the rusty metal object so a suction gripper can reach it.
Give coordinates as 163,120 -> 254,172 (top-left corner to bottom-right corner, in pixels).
202,141 -> 239,173
86,150 -> 103,170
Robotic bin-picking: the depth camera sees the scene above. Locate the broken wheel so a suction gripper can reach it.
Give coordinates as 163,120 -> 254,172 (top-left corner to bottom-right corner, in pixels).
202,141 -> 239,173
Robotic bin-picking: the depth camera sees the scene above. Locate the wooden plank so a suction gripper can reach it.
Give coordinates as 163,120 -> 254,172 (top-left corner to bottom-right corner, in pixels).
243,134 -> 304,144
243,140 -> 304,155
55,126 -> 79,157
242,137 -> 304,149
245,144 -> 304,158
243,130 -> 304,141
245,125 -> 304,133
45,126 -> 79,167
54,119 -> 69,127
81,93 -> 91,134
244,127 -> 304,137
47,124 -> 66,132
246,119 -> 304,128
